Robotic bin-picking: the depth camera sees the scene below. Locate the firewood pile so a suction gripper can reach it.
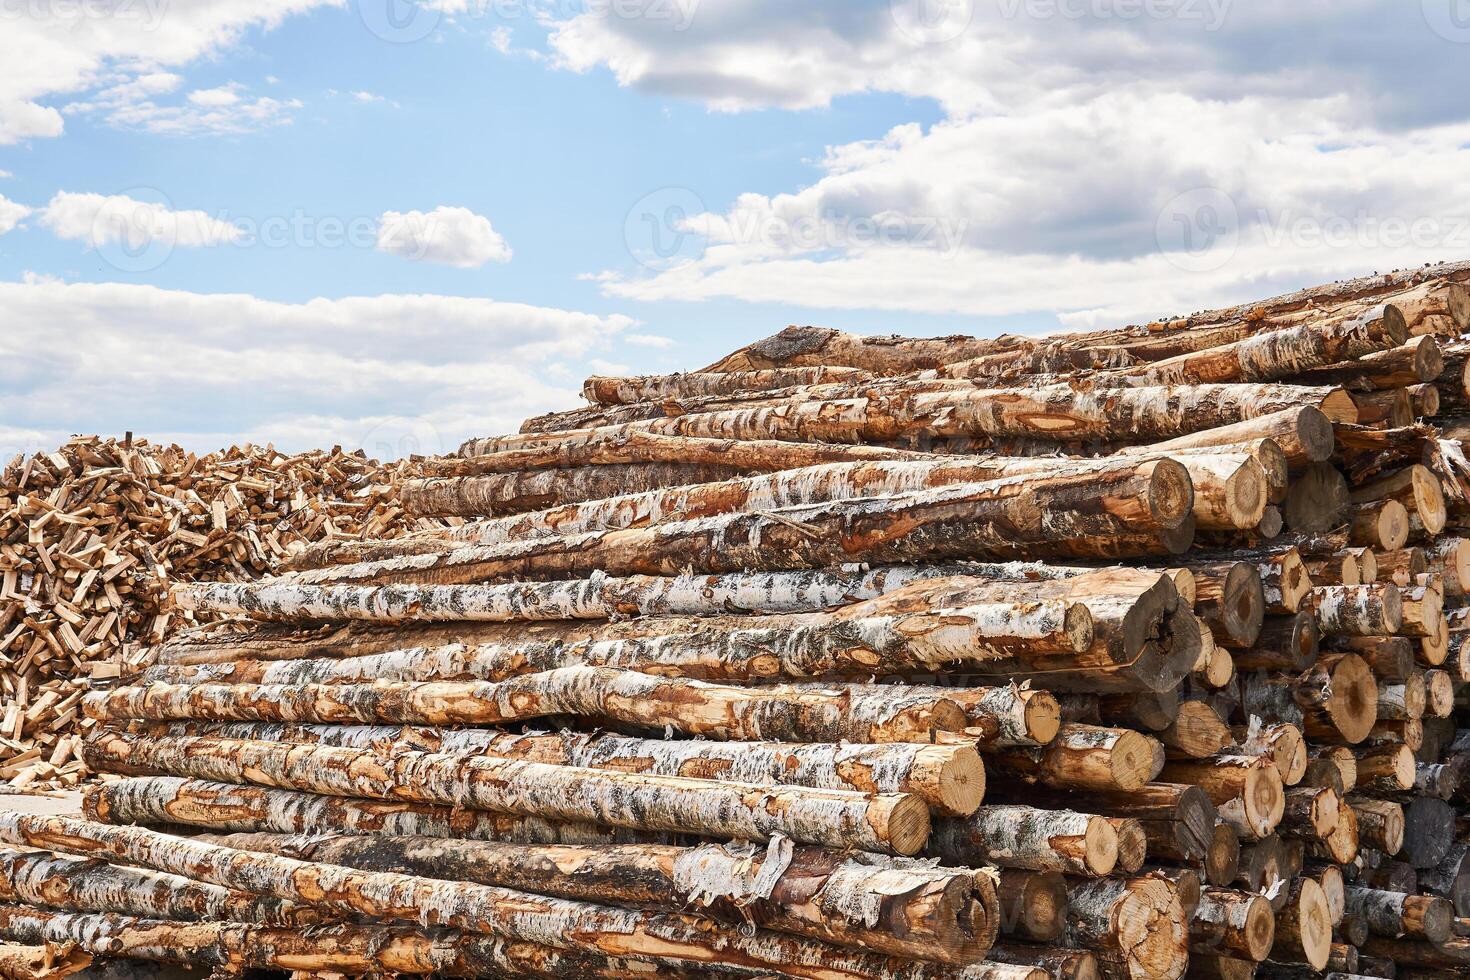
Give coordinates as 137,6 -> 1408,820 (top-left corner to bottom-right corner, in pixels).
0,436 -> 438,790
5,260 -> 1470,978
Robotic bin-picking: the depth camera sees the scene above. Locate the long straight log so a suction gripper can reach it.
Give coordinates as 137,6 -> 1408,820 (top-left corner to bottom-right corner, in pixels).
84,777 -> 658,843
395,453 -> 1238,551
403,462 -> 745,516
176,566 -> 994,624
127,722 -> 986,816
0,846 -> 319,926
287,464 -> 1195,586
82,732 -> 932,855
1122,407 -> 1334,464
698,325 -> 1015,374
997,782 -> 1215,865
930,805 -> 1119,877
463,382 -> 1354,456
0,813 -> 968,980
0,905 -> 719,980
1101,305 -> 1406,386
583,367 -> 874,406
89,667 -> 971,743
205,832 -> 1000,965
984,724 -> 1159,793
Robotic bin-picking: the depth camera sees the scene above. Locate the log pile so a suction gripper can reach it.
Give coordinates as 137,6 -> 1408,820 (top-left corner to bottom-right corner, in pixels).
15,259 -> 1470,978
0,436 -> 438,790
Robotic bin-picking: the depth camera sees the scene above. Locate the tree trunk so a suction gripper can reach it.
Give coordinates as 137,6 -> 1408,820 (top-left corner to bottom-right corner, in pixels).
1289,334 -> 1444,390
1062,875 -> 1188,980
1350,500 -> 1410,550
288,463 -> 1195,586
1292,653 -> 1380,745
91,666 -> 971,744
1231,612 -> 1317,672
1157,701 -> 1231,760
993,871 -> 1066,942
86,776 -> 657,844
1190,888 -> 1276,962
0,846 -> 319,926
129,721 -> 986,816
402,463 -> 743,517
0,814 -> 970,980
0,905 -> 715,979
929,806 -> 1118,877
175,565 -> 1001,624
1284,463 -> 1351,533
984,944 -> 1099,980
985,724 -> 1160,793
406,455 -> 1208,547
1269,877 -> 1332,971
697,325 -> 1013,374
1158,756 -> 1284,841
1187,561 -> 1265,648
1124,406 -> 1334,464
457,381 -> 1354,454
1346,798 -> 1405,855
1101,305 -> 1406,386
583,367 -> 873,406
1278,786 -> 1341,842
1312,584 -> 1403,637
208,833 -> 1001,965
81,732 -> 932,855
1344,886 -> 1453,943
1350,464 -> 1448,536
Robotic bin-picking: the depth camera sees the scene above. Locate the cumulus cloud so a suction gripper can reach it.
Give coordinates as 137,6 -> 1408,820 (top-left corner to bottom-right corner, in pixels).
0,0 -> 332,144
0,195 -> 30,236
548,0 -> 1470,325
40,191 -> 241,253
0,279 -> 636,458
376,206 -> 513,268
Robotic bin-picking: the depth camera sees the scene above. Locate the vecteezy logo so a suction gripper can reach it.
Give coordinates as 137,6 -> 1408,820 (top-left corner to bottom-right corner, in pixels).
356,0 -> 441,43
624,187 -> 708,269
1423,0 -> 1470,41
890,0 -> 974,44
1154,186 -> 1240,273
91,187 -> 178,273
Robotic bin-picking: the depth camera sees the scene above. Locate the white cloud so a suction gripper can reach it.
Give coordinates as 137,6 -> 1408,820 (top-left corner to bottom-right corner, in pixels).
67,79 -> 303,136
41,191 -> 241,252
0,279 -> 635,458
624,333 -> 675,348
353,90 -> 384,103
0,195 -> 30,236
0,1 -> 333,144
376,206 -> 513,268
550,1 -> 1470,326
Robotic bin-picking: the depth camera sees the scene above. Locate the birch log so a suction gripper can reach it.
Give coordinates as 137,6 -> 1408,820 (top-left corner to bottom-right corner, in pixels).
81,732 -> 933,855
207,833 -> 1001,965
0,814 -> 974,980
1343,886 -> 1453,943
127,722 -> 986,816
89,667 -> 972,743
0,943 -> 90,980
85,777 -> 657,844
1062,875 -> 1188,980
403,462 -> 745,516
985,724 -> 1160,793
1270,878 -> 1333,971
1158,756 -> 1284,840
287,464 -> 1196,586
0,846 -> 319,926
1190,888 -> 1276,962
0,905 -> 700,980
583,367 -> 873,405
928,806 -> 1119,877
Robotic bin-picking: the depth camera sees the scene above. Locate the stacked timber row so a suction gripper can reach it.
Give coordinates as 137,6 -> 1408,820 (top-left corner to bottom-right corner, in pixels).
14,259 -> 1470,979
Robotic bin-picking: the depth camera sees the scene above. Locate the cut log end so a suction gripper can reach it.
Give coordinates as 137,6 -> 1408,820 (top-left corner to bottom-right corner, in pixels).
1327,654 -> 1380,745
927,744 -> 988,817
881,794 -> 933,856
1148,459 -> 1196,528
1296,405 -> 1337,462
1023,695 -> 1063,747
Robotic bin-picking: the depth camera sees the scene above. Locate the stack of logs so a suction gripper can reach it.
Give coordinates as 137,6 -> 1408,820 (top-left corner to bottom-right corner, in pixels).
8,260 -> 1470,979
0,436 -> 437,790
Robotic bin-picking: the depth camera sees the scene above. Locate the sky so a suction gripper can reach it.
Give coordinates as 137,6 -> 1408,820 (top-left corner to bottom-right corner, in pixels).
2,0 -> 1470,459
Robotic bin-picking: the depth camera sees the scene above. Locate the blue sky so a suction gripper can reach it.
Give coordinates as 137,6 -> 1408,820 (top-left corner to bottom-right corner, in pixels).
3,1 -> 1470,457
